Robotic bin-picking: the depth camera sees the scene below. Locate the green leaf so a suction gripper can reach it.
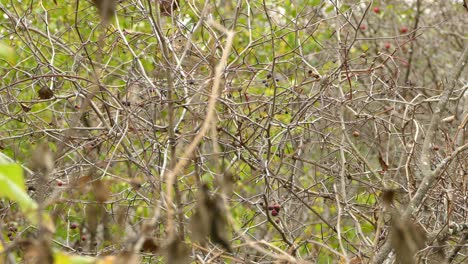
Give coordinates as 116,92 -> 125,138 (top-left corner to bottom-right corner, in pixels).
0,241 -> 4,264
0,163 -> 24,190
54,252 -> 72,264
321,60 -> 337,71
325,5 -> 335,13
54,252 -> 96,264
0,42 -> 16,64
0,164 -> 55,232
311,0 -> 321,7
0,164 -> 32,209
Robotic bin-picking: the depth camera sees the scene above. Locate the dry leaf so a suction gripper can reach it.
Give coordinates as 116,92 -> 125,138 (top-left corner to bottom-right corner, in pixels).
189,184 -> 232,252
23,240 -> 53,264
141,237 -> 159,253
92,0 -> 117,21
222,171 -> 237,195
21,103 -> 31,112
378,152 -> 388,172
130,178 -> 142,190
165,237 -> 190,264
159,0 -> 179,16
391,217 -> 427,264
381,189 -> 395,206
31,144 -> 54,173
75,175 -> 92,190
92,179 -> 110,203
114,251 -> 141,264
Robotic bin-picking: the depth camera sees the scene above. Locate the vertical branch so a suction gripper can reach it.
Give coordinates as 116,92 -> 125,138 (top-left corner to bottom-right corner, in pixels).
163,21 -> 235,238
403,0 -> 422,84
333,184 -> 348,263
262,0 -> 277,194
146,0 -> 185,238
420,47 -> 468,179
334,0 -> 348,201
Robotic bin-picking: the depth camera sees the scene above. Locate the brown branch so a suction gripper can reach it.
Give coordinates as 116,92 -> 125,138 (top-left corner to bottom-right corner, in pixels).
163,22 -> 235,238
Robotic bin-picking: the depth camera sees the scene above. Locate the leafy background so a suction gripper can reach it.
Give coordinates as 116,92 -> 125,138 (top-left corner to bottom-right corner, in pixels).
0,0 -> 467,263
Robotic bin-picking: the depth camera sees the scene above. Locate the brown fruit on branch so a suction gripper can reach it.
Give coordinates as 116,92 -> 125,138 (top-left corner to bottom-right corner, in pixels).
38,86 -> 54,99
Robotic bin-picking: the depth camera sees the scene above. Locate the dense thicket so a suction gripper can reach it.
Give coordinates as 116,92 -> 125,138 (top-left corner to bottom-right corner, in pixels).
0,1 -> 467,263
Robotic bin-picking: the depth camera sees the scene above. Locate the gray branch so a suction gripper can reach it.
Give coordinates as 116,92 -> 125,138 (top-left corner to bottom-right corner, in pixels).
372,46 -> 468,264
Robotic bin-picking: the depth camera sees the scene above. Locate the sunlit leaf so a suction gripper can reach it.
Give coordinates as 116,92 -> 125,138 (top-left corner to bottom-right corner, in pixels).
0,164 -> 55,232
0,42 -> 16,64
311,0 -> 321,6
54,252 -> 95,264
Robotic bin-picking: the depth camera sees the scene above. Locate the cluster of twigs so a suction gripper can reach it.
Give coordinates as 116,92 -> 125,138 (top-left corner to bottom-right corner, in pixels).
0,0 -> 467,263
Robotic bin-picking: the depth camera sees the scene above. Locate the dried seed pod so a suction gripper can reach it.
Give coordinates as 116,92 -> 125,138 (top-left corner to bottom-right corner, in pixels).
38,86 -> 54,99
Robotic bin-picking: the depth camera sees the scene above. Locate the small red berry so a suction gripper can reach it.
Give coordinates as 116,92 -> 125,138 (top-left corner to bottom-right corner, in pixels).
70,223 -> 78,230
400,27 -> 408,34
271,210 -> 278,216
360,24 -> 367,31
267,205 -> 274,211
81,235 -> 87,241
373,7 -> 380,14
57,181 -> 63,187
275,219 -> 280,223
384,43 -> 391,50
273,204 -> 281,212
433,145 -> 440,151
